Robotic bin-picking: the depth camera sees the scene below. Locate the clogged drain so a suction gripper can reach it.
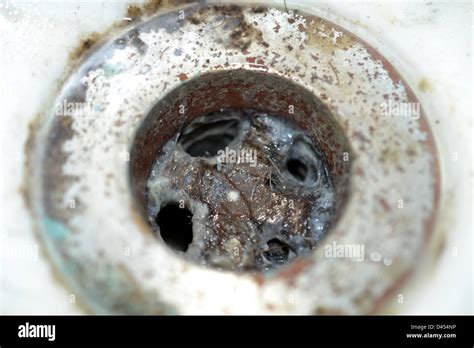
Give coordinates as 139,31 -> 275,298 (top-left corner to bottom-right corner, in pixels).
146,108 -> 336,272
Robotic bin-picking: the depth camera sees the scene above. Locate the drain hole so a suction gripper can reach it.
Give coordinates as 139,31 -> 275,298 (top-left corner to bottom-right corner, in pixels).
283,139 -> 321,186
179,115 -> 239,157
186,134 -> 234,157
287,159 -> 308,182
264,238 -> 293,265
131,70 -> 352,273
156,203 -> 193,252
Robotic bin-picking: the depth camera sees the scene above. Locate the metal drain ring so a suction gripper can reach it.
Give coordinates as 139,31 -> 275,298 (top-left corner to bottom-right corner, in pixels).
27,3 -> 439,314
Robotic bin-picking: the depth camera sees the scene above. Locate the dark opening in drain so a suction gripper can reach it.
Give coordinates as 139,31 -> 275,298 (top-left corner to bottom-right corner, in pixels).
179,116 -> 239,157
130,70 -> 352,273
264,238 -> 293,265
156,203 -> 193,252
287,159 -> 308,182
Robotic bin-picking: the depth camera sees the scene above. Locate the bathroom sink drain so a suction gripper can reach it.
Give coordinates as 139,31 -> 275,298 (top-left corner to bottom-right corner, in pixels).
26,2 -> 439,314
132,71 -> 350,272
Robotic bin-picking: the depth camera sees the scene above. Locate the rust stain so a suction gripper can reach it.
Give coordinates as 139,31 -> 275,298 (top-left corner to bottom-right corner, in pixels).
69,0 -> 194,63
253,273 -> 265,287
418,77 -> 432,92
379,196 -> 391,212
126,0 -> 190,21
277,259 -> 310,286
273,22 -> 281,33
304,18 -> 356,55
68,32 -> 102,62
188,5 -> 269,52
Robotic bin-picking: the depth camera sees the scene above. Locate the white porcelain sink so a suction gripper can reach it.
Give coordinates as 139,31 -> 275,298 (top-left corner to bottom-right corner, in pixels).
0,0 -> 472,314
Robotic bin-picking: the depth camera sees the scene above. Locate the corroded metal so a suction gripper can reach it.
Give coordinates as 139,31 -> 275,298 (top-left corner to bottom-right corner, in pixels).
146,107 -> 337,272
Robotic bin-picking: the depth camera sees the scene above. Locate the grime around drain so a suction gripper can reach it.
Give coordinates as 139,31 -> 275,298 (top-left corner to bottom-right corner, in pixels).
146,108 -> 336,272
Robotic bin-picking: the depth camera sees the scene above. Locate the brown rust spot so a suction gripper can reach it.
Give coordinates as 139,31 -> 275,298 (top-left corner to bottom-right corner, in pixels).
178,72 -> 188,81
250,6 -> 266,14
379,196 -> 391,212
433,232 -> 446,261
126,0 -> 190,21
68,32 -> 101,62
189,5 -> 268,52
277,259 -> 310,286
188,15 -> 201,25
313,307 -> 343,315
126,4 -> 144,20
21,116 -> 44,211
304,18 -> 355,56
67,4 -> 164,67
67,1 -> 174,66
265,302 -> 276,310
253,273 -> 265,287
418,77 -> 431,92
228,16 -> 265,51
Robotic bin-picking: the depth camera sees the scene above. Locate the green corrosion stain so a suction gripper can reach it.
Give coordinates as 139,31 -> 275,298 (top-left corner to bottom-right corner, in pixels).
44,217 -> 69,241
103,63 -> 126,77
42,218 -> 75,277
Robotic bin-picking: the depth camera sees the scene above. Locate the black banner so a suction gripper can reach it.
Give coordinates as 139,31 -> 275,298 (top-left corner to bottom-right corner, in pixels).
0,315 -> 472,346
